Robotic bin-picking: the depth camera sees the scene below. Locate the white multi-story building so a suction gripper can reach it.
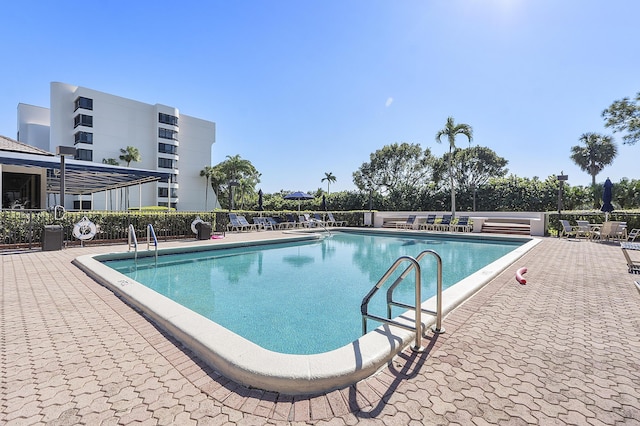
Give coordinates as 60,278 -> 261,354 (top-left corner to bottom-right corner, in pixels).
17,82 -> 219,211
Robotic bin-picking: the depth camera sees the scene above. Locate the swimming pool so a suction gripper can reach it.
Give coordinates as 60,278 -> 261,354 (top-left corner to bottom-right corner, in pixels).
74,229 -> 539,394
104,232 -> 523,355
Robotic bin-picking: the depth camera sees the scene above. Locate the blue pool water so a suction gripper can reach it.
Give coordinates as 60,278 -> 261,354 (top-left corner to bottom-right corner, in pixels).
104,231 -> 524,355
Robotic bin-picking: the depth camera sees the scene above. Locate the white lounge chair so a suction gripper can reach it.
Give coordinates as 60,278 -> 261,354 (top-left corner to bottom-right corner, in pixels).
327,212 -> 346,227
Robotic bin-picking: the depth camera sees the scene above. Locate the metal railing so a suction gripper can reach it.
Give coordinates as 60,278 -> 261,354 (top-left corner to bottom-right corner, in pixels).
361,250 -> 444,352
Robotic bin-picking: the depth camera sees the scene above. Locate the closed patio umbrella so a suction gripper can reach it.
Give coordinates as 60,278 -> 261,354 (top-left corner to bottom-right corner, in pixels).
601,178 -> 614,221
257,189 -> 264,212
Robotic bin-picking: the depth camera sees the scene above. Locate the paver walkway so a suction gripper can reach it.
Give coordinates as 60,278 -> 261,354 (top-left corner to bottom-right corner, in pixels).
1,234 -> 640,425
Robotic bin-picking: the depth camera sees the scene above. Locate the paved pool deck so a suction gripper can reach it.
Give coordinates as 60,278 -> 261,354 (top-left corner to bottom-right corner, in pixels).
2,232 -> 640,425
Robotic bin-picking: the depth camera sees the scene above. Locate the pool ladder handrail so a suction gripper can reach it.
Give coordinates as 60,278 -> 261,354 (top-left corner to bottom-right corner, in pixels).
128,224 -> 159,262
128,224 -> 138,260
361,249 -> 444,352
147,224 -> 159,261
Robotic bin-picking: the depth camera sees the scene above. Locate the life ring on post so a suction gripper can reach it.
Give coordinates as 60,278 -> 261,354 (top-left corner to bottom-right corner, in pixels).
191,216 -> 204,234
54,205 -> 66,220
73,216 -> 97,241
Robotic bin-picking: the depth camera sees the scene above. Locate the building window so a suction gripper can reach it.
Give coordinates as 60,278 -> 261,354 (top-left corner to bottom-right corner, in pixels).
169,174 -> 178,184
75,149 -> 93,161
158,158 -> 176,169
74,131 -> 93,145
73,200 -> 92,209
158,187 -> 178,198
74,96 -> 93,111
158,128 -> 178,140
74,114 -> 93,128
158,142 -> 177,155
158,113 -> 179,126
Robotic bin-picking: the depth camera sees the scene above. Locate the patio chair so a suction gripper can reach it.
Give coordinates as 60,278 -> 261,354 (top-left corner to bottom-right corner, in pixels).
617,222 -> 628,240
396,215 -> 417,229
419,214 -> 437,230
435,215 -> 452,231
299,214 -> 314,228
628,228 -> 640,242
450,216 -> 472,232
559,220 -> 581,239
575,220 -> 592,238
590,221 -> 622,242
327,212 -> 347,227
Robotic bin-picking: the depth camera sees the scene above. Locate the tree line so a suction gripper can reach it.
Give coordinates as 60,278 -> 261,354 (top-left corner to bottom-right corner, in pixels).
201,91 -> 640,213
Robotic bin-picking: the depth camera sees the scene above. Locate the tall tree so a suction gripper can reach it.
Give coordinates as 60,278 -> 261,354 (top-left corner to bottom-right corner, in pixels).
435,117 -> 473,218
353,142 -> 435,196
200,166 -> 215,211
602,91 -> 640,145
570,132 -> 618,207
434,146 -> 508,190
209,155 -> 260,210
118,146 -> 141,209
321,172 -> 337,194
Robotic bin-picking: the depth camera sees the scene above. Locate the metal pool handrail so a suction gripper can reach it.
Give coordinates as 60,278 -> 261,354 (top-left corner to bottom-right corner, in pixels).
361,255 -> 424,351
128,224 -> 138,261
361,250 -> 444,352
147,224 -> 159,261
386,249 -> 444,334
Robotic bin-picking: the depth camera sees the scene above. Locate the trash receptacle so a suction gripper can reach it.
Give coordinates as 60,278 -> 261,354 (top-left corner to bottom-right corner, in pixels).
42,225 -> 64,251
196,222 -> 212,240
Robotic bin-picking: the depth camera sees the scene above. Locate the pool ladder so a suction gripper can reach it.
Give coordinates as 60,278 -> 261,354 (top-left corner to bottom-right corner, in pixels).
128,224 -> 159,262
361,250 -> 444,352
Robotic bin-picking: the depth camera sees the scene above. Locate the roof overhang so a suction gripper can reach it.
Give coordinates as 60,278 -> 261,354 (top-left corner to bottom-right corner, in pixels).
0,151 -> 172,195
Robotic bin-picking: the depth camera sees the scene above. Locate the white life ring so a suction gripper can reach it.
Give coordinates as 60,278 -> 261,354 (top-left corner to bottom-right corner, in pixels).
191,217 -> 204,234
73,216 -> 97,241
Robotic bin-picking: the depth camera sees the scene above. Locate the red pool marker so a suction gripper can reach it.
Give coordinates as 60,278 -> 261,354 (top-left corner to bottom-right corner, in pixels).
515,267 -> 528,284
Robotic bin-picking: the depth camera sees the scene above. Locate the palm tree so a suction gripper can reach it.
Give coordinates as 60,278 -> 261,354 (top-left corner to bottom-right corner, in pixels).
570,132 -> 618,207
321,172 -> 337,194
118,146 -> 141,209
200,166 -> 214,211
435,117 -> 473,218
118,146 -> 141,166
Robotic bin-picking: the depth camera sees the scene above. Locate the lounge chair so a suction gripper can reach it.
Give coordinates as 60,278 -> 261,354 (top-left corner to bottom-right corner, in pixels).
396,215 -> 417,229
312,213 -> 329,227
590,221 -> 622,242
559,220 -> 582,239
327,212 -> 347,227
265,217 -> 287,229
450,216 -> 472,232
435,215 -> 452,231
628,228 -> 640,242
237,215 -> 258,231
299,214 -> 314,228
227,213 -> 252,232
620,242 -> 640,274
253,217 -> 273,230
419,214 -> 437,230
285,213 -> 300,228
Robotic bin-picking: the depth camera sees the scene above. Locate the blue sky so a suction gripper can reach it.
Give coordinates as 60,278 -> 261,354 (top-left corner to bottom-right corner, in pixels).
1,0 -> 638,194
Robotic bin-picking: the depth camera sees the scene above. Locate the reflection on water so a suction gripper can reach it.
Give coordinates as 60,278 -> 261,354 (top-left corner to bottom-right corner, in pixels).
105,232 -> 522,354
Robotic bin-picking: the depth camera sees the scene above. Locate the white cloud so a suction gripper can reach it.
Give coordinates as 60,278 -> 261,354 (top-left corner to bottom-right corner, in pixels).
385,97 -> 393,107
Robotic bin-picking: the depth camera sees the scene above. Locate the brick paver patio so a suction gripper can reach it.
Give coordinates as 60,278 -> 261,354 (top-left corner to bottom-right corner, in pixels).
2,233 -> 639,425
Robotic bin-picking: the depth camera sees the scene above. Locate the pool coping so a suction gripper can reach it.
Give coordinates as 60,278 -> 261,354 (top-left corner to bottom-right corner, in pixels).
73,230 -> 540,395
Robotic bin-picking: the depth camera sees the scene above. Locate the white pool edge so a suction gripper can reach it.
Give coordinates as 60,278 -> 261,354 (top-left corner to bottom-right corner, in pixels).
73,233 -> 540,395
